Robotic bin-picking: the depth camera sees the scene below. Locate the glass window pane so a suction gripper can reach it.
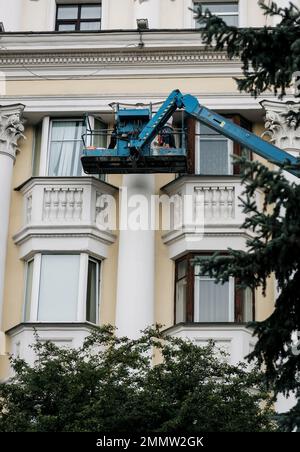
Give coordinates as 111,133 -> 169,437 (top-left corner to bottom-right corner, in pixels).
24,260 -> 34,322
176,278 -> 187,323
201,3 -> 238,13
219,14 -> 238,26
177,260 -> 187,280
48,141 -> 83,177
58,23 -> 77,31
195,276 -> 230,322
38,255 -> 80,321
93,119 -> 107,148
80,21 -> 101,31
199,139 -> 229,174
57,6 -> 78,20
200,123 -> 219,136
51,121 -> 83,142
243,288 -> 253,322
86,260 -> 99,324
48,121 -> 84,177
81,5 -> 101,19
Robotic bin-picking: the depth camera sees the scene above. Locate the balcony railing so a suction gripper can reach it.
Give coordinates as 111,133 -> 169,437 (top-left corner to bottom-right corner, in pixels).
161,176 -> 255,256
164,323 -> 256,366
13,177 -> 117,259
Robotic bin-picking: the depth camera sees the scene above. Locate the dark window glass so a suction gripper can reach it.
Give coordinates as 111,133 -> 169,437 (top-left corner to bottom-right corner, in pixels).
56,3 -> 102,31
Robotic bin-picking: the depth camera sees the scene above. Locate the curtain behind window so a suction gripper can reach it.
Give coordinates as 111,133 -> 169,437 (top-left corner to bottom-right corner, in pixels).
198,123 -> 232,175
194,274 -> 230,322
48,121 -> 84,177
38,255 -> 80,321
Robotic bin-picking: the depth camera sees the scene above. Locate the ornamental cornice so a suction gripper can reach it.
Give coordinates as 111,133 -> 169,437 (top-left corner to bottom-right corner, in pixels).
0,49 -> 235,68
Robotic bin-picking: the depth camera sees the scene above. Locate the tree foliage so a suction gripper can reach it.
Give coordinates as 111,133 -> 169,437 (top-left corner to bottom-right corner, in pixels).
0,326 -> 275,432
195,158 -> 300,430
193,1 -> 300,431
194,1 -> 300,99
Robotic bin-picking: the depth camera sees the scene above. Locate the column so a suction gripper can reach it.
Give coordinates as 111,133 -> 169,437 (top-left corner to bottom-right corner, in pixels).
0,105 -> 25,353
116,174 -> 155,339
260,99 -> 300,183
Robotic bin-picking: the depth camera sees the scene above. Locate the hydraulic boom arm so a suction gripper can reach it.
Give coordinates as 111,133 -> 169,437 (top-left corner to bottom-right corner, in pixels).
131,89 -> 300,178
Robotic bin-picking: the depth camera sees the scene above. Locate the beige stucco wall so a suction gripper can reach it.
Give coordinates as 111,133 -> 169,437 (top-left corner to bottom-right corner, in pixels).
6,77 -> 238,98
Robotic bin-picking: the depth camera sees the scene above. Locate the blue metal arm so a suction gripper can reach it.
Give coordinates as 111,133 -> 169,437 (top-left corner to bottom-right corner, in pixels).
131,89 -> 300,177
130,89 -> 184,150
181,94 -> 300,177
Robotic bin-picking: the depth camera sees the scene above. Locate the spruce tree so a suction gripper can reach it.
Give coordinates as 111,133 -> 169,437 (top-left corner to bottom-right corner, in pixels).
194,2 -> 300,430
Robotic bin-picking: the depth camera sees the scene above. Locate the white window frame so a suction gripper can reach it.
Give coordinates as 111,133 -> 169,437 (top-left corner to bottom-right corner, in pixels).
194,266 -> 235,322
38,115 -> 107,180
86,256 -> 101,324
46,118 -> 86,177
23,258 -> 35,322
23,253 -> 101,324
191,0 -> 240,28
196,122 -> 234,175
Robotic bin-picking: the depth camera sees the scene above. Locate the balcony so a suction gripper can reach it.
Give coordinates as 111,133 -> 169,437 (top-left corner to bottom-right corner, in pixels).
6,323 -> 96,367
13,177 -> 118,259
164,323 -> 256,366
161,176 -> 254,258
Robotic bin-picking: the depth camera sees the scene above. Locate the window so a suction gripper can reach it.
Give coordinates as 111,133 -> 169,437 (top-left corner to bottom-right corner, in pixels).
86,258 -> 100,324
56,3 -> 102,31
24,259 -> 34,322
198,123 -> 233,175
186,114 -> 252,175
194,2 -> 239,27
175,255 -> 254,324
32,117 -> 108,179
24,254 -> 101,324
175,260 -> 188,323
194,264 -> 234,322
93,118 -> 108,149
48,120 -> 85,177
38,255 -> 80,321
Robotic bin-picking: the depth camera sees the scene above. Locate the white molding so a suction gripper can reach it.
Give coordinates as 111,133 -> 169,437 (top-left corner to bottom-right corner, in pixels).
39,116 -> 50,176
6,323 -> 97,365
78,253 -> 89,321
30,253 -> 41,322
13,177 -> 118,260
0,94 -> 272,119
164,323 -> 256,365
0,30 -> 210,52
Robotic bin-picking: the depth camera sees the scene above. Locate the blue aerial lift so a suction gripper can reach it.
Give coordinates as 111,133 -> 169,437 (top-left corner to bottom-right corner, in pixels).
81,89 -> 300,177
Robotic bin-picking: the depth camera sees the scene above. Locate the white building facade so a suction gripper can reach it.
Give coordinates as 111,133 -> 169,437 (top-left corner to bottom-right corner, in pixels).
0,0 -> 299,400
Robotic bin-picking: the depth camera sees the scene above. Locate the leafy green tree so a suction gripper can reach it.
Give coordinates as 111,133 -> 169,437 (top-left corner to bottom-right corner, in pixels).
193,1 -> 300,431
0,326 -> 275,432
